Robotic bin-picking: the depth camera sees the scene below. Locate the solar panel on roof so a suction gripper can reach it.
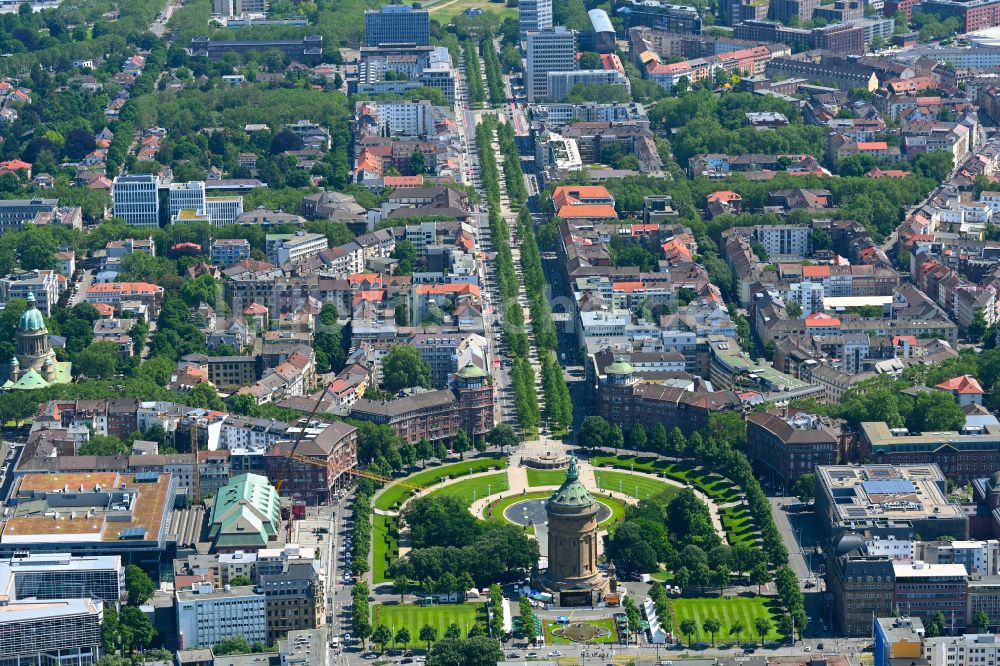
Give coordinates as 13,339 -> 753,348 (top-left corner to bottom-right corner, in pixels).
844,507 -> 868,517
133,472 -> 159,482
119,527 -> 147,539
862,479 -> 915,495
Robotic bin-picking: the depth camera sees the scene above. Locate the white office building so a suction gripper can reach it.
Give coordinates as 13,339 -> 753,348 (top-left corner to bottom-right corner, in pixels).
169,181 -> 207,220
520,0 -> 553,34
526,28 -> 576,102
112,174 -> 160,228
176,582 -> 266,648
207,196 -> 245,227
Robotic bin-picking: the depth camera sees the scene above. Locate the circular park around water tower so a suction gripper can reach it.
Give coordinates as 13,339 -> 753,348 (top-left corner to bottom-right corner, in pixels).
368,445 -> 779,648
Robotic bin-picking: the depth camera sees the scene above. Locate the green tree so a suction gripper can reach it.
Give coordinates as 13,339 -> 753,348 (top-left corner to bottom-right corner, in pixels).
703,617 -> 722,646
486,424 -> 518,451
101,606 -> 122,654
729,619 -> 745,645
790,474 -> 816,502
577,415 -> 610,449
926,611 -> 947,637
420,624 -> 438,649
373,624 -> 392,653
786,301 -> 802,318
754,617 -> 772,646
907,390 -> 965,433
392,576 -> 410,602
453,430 -> 471,459
189,382 -> 226,412
213,636 -> 253,655
396,627 -> 411,651
227,393 -> 259,416
79,435 -> 128,456
749,562 -> 771,593
409,150 -> 427,176
74,341 -> 121,379
629,423 -> 647,450
680,618 -> 698,647
125,564 -> 155,605
975,609 -> 990,632
382,345 -> 432,392
229,575 -> 252,586
391,240 -> 419,275
119,606 -> 155,652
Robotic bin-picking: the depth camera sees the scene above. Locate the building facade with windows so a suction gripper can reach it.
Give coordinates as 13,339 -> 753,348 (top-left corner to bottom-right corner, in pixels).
112,174 -> 160,228
176,582 -> 267,648
0,598 -> 103,666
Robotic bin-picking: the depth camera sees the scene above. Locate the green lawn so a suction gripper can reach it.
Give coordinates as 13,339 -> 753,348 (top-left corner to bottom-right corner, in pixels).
374,457 -> 507,511
526,468 -> 567,487
594,470 -> 681,504
672,596 -> 782,645
720,505 -> 760,546
426,472 -> 509,505
373,513 -> 398,584
375,602 -> 484,642
427,0 -> 517,25
544,617 -> 619,644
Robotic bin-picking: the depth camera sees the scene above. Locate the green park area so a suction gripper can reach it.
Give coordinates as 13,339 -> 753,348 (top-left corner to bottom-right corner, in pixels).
526,468 -> 567,487
673,596 -> 782,644
594,470 -> 681,504
375,602 -> 485,641
427,0 -> 517,24
374,457 -> 507,511
426,472 -> 509,505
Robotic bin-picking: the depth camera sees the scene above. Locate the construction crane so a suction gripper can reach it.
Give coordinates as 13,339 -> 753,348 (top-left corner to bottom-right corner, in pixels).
272,392 -> 424,496
277,451 -> 425,493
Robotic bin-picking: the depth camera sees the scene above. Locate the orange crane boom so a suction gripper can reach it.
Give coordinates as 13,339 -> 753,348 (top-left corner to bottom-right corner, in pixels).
283,450 -> 425,492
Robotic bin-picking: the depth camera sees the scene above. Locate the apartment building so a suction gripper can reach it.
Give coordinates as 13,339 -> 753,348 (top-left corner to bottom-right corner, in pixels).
860,422 -> 1000,484
547,69 -> 630,101
211,238 -> 251,267
266,232 -> 329,266
261,562 -> 324,643
85,282 -> 165,318
0,270 -> 62,315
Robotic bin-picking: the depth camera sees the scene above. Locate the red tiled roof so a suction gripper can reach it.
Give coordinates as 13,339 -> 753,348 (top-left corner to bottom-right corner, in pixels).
935,375 -> 984,395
